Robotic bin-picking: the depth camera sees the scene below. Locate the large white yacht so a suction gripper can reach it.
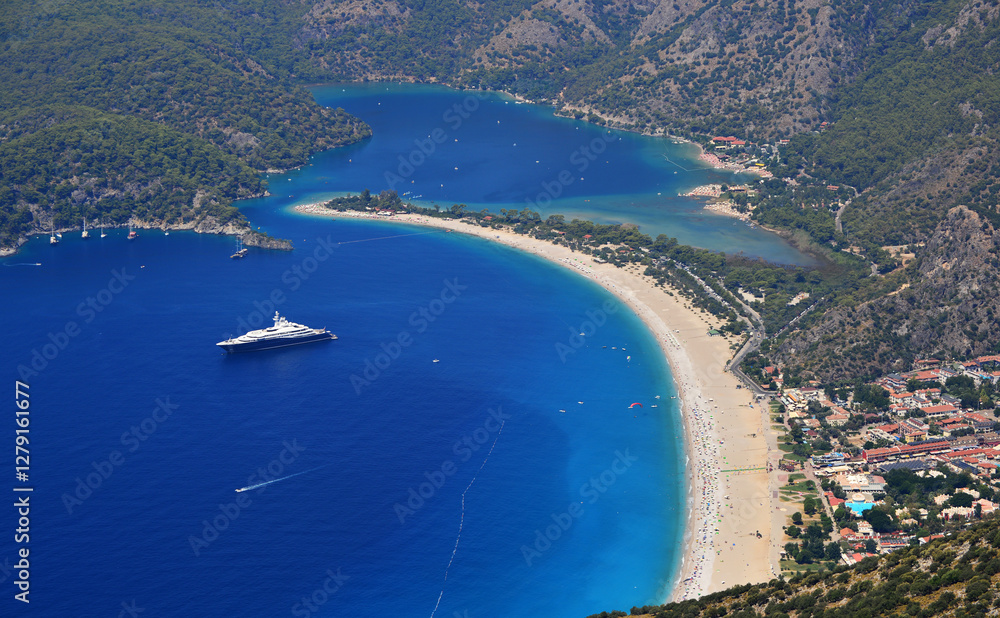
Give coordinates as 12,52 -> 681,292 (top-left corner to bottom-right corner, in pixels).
217,312 -> 335,352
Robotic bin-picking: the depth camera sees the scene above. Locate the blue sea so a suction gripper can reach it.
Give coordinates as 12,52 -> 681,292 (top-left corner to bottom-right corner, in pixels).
0,84 -> 802,617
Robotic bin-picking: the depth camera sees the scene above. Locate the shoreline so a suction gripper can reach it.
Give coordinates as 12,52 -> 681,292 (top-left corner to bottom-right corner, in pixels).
1,220 -> 290,257
294,203 -> 776,602
323,78 -> 695,142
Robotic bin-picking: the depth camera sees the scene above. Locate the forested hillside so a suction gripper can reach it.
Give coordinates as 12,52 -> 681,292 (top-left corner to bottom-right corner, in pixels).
0,0 -> 370,250
589,516 -> 1000,618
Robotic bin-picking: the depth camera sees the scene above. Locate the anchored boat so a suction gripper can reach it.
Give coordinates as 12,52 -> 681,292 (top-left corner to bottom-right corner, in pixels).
217,312 -> 336,353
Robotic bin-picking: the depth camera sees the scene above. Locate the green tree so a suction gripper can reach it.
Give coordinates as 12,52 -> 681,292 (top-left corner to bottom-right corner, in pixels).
864,508 -> 895,533
824,542 -> 842,561
949,492 -> 974,508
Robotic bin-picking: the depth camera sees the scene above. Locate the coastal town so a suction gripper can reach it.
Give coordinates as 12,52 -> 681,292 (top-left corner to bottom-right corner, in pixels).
744,354 -> 1000,573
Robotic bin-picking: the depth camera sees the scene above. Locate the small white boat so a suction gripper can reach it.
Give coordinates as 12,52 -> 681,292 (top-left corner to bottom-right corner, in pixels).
230,235 -> 247,259
81,217 -> 89,239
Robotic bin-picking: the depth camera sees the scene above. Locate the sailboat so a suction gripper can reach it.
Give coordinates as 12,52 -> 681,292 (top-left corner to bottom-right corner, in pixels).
81,217 -> 90,239
100,219 -> 106,238
230,235 -> 248,259
127,219 -> 137,240
49,222 -> 58,245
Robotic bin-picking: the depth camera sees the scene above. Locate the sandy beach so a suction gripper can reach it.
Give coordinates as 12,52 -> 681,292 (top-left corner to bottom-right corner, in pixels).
295,204 -> 775,602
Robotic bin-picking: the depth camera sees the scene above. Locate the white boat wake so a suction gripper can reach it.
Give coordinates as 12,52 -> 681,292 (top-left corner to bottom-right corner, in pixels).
235,464 -> 332,493
428,419 -> 506,618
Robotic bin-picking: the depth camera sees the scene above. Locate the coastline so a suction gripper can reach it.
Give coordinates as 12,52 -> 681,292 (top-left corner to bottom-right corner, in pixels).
294,204 -> 776,602
1,219 -> 290,257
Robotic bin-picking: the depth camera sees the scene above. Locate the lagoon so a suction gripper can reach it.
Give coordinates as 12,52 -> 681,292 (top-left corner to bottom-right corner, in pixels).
256,82 -> 812,266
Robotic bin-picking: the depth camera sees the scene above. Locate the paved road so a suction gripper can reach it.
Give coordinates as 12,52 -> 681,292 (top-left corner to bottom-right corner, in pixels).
834,186 -> 859,235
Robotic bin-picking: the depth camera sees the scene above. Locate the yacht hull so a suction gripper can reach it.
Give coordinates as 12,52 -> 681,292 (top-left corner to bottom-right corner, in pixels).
218,331 -> 335,353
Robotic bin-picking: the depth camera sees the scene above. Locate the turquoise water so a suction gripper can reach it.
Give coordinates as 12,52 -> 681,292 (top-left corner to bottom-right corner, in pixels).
0,84 -> 806,616
279,83 -> 813,266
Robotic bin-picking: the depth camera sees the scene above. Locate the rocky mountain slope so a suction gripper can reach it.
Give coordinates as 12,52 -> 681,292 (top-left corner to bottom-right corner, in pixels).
775,206 -> 1000,380
300,0 -> 928,139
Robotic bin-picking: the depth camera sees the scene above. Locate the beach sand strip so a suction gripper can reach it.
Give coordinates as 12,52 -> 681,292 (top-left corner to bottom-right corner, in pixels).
295,204 -> 776,601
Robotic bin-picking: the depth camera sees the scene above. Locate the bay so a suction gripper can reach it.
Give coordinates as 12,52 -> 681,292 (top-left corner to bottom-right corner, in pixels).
2,224 -> 682,617
0,83 -> 803,617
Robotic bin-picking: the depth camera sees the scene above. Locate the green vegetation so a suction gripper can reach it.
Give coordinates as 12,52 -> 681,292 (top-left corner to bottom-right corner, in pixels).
741,0 -> 1000,261
0,107 -> 260,240
0,0 -> 370,249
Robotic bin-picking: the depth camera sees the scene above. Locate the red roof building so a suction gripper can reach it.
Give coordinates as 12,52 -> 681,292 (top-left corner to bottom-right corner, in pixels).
920,404 -> 959,417
863,440 -> 951,463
